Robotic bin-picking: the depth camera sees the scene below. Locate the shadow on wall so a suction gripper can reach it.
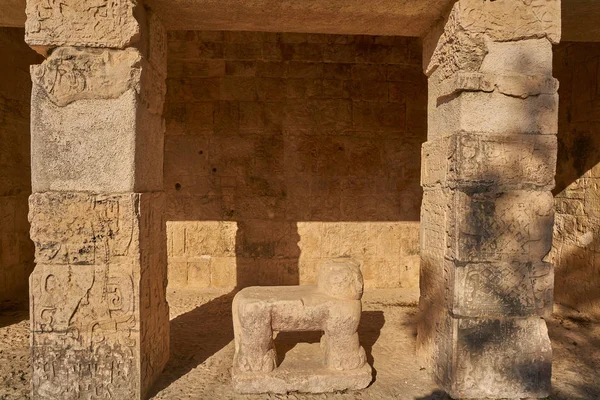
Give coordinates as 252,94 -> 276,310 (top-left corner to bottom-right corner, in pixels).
164,31 -> 427,290
551,42 -> 600,319
0,28 -> 43,312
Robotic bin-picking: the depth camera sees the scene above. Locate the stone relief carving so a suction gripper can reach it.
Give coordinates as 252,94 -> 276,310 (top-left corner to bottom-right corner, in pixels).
31,47 -> 142,107
454,262 -> 553,317
29,192 -> 139,265
426,0 -> 560,80
456,190 -> 554,263
26,0 -> 140,52
28,192 -> 168,399
31,263 -> 139,399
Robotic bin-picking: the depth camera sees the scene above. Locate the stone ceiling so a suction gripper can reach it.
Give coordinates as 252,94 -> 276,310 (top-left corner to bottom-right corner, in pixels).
0,0 -> 598,41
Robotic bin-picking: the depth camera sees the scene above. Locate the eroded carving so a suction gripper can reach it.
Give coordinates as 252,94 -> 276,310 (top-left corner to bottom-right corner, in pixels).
26,0 -> 140,52
454,261 -> 553,317
29,192 -> 139,265
427,0 -> 560,80
28,192 -> 169,399
232,258 -> 371,394
31,263 -> 138,399
31,47 -> 142,107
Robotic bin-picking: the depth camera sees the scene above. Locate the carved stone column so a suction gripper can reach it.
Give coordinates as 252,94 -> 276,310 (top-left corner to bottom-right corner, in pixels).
25,1 -> 169,398
418,1 -> 560,398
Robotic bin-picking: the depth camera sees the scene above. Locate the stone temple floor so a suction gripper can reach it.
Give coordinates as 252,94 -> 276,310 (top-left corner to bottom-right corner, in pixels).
1,288 -> 599,399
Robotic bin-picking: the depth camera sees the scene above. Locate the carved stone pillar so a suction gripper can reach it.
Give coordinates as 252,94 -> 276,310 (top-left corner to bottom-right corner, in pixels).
25,1 -> 169,398
418,1 -> 561,398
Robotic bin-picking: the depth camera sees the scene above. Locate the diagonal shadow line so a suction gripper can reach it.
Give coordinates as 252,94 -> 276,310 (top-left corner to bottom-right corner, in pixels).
148,291 -> 236,397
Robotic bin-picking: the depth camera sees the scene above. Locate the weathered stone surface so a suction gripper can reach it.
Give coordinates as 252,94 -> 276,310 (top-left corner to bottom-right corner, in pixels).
421,309 -> 552,399
436,71 -> 558,100
426,0 -> 560,79
232,259 -> 371,393
232,349 -> 372,394
455,0 -> 561,43
419,254 -> 553,319
30,47 -> 165,193
453,261 -> 553,318
455,190 -> 554,263
421,189 -> 554,263
25,0 -> 140,54
480,39 -> 554,77
434,90 -> 558,136
31,47 -> 143,107
29,192 -> 169,399
419,2 -> 558,395
422,133 -> 557,190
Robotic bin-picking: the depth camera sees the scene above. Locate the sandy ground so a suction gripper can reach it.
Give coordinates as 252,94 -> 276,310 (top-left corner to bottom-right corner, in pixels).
1,288 -> 599,400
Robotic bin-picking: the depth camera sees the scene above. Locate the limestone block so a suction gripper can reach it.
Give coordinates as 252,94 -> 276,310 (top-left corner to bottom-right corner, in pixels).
29,191 -> 169,399
435,90 -> 558,136
455,190 -> 554,263
453,262 -> 554,318
26,0 -> 140,54
422,133 -> 557,190
29,192 -> 140,265
436,71 -> 559,100
426,0 -> 560,79
455,0 -> 561,44
481,39 -> 554,77
420,189 -> 554,263
30,47 -> 165,193
232,259 -> 371,393
427,310 -> 552,399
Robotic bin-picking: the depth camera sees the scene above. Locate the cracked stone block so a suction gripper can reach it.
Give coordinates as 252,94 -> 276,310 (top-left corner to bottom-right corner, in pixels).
434,90 -> 558,136
232,259 -> 372,393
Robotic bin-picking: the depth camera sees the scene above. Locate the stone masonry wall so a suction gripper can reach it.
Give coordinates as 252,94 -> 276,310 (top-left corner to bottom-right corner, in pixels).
553,42 -> 600,319
164,31 -> 427,289
0,28 -> 42,309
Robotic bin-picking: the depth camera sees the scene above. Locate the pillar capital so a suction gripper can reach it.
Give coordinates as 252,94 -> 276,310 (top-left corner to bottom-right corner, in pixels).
424,0 -> 561,80
25,0 -> 141,56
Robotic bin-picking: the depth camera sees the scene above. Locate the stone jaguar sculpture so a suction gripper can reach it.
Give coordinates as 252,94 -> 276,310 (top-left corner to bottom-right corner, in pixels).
231,258 -> 371,393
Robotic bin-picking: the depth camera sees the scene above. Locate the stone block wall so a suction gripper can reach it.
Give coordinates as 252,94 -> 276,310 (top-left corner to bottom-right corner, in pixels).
164,31 -> 427,289
553,42 -> 600,319
0,28 -> 42,309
